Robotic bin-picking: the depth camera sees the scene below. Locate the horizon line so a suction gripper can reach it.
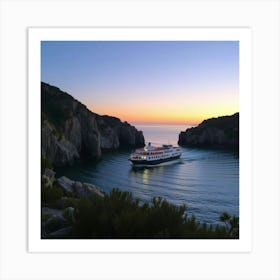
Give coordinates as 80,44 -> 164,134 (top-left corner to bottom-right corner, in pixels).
129,120 -> 198,126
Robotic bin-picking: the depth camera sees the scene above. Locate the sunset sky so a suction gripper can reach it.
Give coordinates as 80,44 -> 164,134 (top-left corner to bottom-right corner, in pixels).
41,41 -> 239,124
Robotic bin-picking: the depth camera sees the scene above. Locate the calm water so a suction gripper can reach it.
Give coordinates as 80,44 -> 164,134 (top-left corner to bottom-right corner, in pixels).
56,123 -> 239,224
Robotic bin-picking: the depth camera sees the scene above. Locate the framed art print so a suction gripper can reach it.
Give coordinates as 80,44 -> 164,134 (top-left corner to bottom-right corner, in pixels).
28,27 -> 252,253
1,1 -> 280,280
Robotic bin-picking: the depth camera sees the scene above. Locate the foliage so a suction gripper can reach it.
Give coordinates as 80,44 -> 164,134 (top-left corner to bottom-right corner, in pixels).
41,83 -> 75,128
41,157 -> 52,173
199,113 -> 239,135
99,115 -> 121,127
72,188 -> 238,239
219,212 -> 239,238
41,184 -> 63,204
62,197 -> 80,208
41,213 -> 52,222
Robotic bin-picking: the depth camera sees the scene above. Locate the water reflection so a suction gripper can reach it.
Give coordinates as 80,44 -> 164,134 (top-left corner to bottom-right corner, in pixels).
142,169 -> 149,184
56,147 -> 239,224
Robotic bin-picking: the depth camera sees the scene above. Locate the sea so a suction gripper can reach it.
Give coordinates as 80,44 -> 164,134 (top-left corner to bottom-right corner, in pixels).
56,123 -> 239,225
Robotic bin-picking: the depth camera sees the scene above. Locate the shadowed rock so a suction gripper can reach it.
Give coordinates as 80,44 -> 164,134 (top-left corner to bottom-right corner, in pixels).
178,113 -> 239,151
41,82 -> 145,167
44,215 -> 67,233
56,176 -> 74,193
56,176 -> 104,198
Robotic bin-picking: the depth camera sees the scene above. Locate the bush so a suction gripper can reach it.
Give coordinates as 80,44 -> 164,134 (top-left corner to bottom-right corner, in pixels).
72,188 -> 237,239
219,212 -> 239,238
41,184 -> 63,204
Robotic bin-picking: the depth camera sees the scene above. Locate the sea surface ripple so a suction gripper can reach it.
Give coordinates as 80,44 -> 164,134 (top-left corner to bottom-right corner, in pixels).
56,122 -> 239,225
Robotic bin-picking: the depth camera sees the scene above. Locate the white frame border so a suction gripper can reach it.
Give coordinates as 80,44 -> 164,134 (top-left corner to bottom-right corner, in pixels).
28,27 -> 252,253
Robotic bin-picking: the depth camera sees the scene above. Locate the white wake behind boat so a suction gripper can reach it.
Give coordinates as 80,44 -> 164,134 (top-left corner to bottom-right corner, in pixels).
129,142 -> 182,166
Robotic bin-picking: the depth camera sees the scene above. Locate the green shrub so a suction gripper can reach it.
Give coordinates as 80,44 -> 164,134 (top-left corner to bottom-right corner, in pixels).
41,184 -> 63,204
72,188 -> 237,239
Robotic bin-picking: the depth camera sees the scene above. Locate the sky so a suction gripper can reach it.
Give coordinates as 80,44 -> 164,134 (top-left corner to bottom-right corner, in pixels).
41,41 -> 239,125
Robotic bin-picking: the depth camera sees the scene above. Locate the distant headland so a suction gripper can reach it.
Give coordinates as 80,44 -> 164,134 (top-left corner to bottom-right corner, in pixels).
41,82 -> 145,167
178,113 -> 239,151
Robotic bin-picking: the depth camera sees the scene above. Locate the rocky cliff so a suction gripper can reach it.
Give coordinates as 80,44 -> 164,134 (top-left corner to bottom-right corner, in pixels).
178,113 -> 239,150
41,82 -> 145,166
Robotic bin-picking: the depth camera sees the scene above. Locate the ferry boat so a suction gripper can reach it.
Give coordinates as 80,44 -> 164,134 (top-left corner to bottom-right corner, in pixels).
129,142 -> 182,166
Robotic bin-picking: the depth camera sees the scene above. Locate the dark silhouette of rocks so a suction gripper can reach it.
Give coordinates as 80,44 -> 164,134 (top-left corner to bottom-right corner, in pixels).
178,113 -> 239,151
41,82 -> 145,166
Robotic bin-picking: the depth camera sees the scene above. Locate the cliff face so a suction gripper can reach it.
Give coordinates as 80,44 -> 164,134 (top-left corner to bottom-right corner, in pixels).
41,82 -> 145,166
95,116 -> 144,150
178,113 -> 239,150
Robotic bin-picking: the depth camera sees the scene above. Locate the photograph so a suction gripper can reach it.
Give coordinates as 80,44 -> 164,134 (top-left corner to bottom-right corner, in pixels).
40,40 -> 240,239
1,0 -> 280,276
1,0 -> 279,277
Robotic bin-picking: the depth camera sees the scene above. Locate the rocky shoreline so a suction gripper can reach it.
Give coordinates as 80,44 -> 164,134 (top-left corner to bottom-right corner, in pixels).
41,167 -> 105,238
41,82 -> 147,237
41,167 -> 239,239
40,83 -> 240,238
178,113 -> 239,151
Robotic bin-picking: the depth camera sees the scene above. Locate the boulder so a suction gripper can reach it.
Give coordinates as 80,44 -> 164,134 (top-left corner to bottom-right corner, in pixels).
73,181 -> 83,191
73,181 -> 104,198
56,176 -> 104,198
72,181 -> 86,197
82,183 -> 104,198
56,176 -> 74,194
44,215 -> 67,232
42,168 -> 56,187
42,175 -> 52,188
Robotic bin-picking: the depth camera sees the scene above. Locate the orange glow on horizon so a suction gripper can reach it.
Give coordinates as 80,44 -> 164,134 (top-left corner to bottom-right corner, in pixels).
87,104 -> 238,126
85,88 -> 238,126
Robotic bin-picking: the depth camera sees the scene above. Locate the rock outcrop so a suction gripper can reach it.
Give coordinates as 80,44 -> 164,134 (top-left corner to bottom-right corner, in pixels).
41,168 -> 106,238
178,113 -> 239,150
41,82 -> 145,166
95,116 -> 145,150
56,176 -> 104,198
42,168 -> 56,187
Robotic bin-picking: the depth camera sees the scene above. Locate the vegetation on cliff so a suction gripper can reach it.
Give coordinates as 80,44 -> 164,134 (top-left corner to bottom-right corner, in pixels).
178,113 -> 239,150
